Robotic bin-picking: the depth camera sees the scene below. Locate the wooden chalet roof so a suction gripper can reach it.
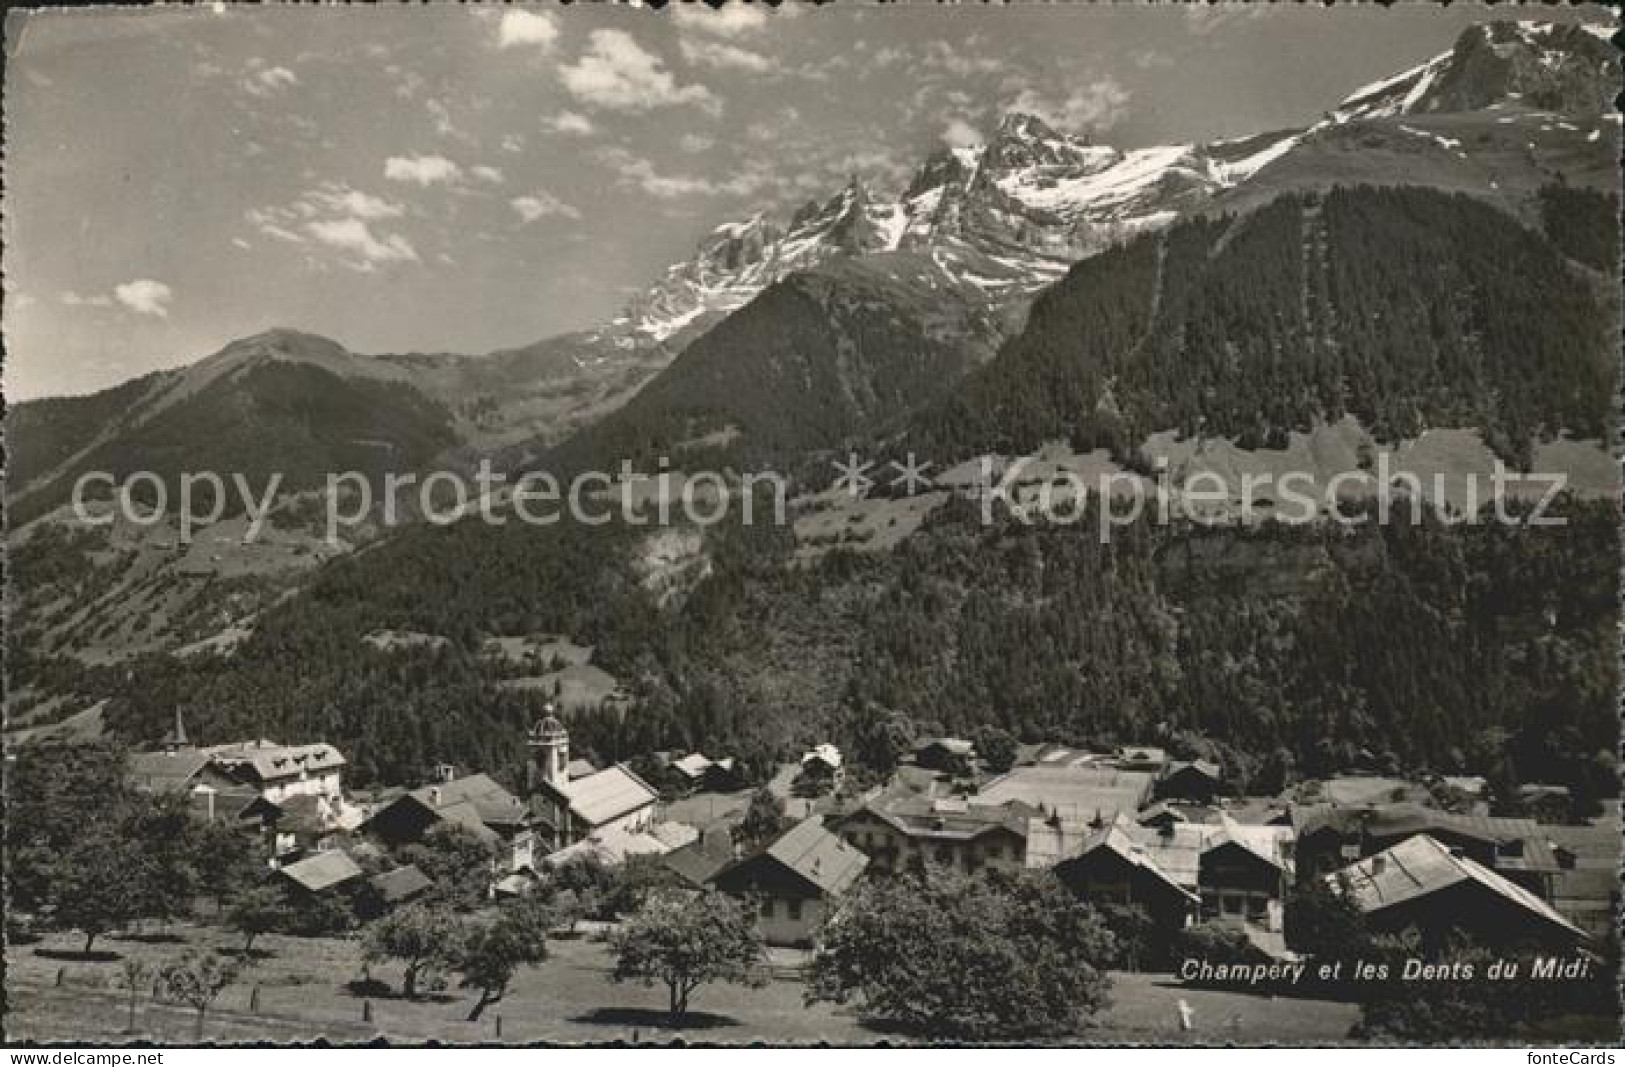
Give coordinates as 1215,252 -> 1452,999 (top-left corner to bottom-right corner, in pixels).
1335,834 -> 1585,941
278,850 -> 363,893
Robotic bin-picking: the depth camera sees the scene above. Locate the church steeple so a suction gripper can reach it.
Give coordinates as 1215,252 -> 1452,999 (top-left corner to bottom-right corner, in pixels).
526,705 -> 569,791
162,708 -> 190,754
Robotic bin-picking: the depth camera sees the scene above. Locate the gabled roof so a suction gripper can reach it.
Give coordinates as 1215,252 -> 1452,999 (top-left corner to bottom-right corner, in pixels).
409,773 -> 528,828
663,831 -> 738,888
721,816 -> 868,897
842,793 -> 1035,844
974,764 -> 1154,819
1334,834 -> 1585,941
566,758 -> 600,780
538,763 -> 659,828
369,864 -> 432,904
917,737 -> 975,757
207,740 -> 347,783
1069,824 -> 1201,904
1166,759 -> 1223,781
671,753 -> 713,778
279,850 -> 363,893
127,750 -> 212,792
543,822 -> 671,868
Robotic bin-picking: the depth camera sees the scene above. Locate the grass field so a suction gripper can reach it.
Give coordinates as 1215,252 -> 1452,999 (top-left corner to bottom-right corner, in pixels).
5,924 -> 1360,1046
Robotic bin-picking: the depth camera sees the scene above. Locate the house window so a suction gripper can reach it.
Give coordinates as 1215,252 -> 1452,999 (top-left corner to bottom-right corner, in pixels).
761,898 -> 775,919
788,899 -> 803,922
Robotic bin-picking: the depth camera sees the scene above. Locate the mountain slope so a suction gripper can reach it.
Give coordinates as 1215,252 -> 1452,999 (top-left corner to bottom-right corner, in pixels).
903,184 -> 1617,468
540,251 -> 1012,477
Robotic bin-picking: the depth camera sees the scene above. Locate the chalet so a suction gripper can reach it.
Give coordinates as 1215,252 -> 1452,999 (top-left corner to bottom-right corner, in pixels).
834,794 -> 1032,876
1052,822 -> 1200,936
1158,760 -> 1224,805
541,820 -> 697,871
205,739 -> 348,805
974,763 -> 1154,823
277,849 -> 364,898
703,756 -> 746,793
1290,803 -> 1560,897
662,829 -> 740,889
669,753 -> 714,791
1196,821 -> 1293,933
367,864 -> 433,908
1137,802 -> 1192,833
526,714 -> 659,851
1333,834 -> 1588,952
1122,818 -> 1294,935
1114,746 -> 1169,776
711,817 -> 869,947
366,772 -> 536,874
798,744 -> 845,792
912,737 -> 976,774
242,792 -> 357,859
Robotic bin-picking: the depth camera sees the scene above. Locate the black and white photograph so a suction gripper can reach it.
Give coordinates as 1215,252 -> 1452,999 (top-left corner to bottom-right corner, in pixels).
2,0 -> 1621,1050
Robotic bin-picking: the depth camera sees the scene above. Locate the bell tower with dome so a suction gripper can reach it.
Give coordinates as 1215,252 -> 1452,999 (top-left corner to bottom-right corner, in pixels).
527,707 -> 569,792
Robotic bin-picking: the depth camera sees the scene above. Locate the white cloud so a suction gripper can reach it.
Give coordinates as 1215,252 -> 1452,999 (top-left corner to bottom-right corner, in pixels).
672,3 -> 770,37
679,37 -> 773,72
471,165 -> 506,185
501,134 -> 526,154
560,30 -> 718,113
511,190 -> 582,224
545,111 -> 596,136
306,218 -> 418,268
942,117 -> 984,150
497,10 -> 560,50
596,147 -> 713,200
384,154 -> 463,185
113,279 -> 174,318
307,184 -> 404,221
1008,80 -> 1132,133
241,64 -> 298,98
679,133 -> 715,154
60,290 -> 112,309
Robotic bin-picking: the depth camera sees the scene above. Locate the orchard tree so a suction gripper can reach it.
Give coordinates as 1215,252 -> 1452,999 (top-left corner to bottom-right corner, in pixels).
455,906 -> 548,1021
226,883 -> 295,956
807,869 -> 1115,1039
363,902 -> 465,1000
610,889 -> 768,1027
157,950 -> 243,1042
52,827 -> 149,954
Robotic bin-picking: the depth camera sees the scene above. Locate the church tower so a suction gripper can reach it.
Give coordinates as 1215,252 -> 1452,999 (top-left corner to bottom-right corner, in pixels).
162,708 -> 190,755
527,706 -> 569,791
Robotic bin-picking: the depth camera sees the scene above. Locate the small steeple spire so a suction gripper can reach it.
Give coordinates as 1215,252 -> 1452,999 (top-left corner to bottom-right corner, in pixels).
162,708 -> 190,754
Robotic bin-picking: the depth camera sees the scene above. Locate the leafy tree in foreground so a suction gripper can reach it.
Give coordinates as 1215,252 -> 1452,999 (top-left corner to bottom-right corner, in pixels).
610,889 -> 768,1027
364,902 -> 466,1000
455,906 -> 548,1021
806,869 -> 1115,1039
226,883 -> 296,956
52,826 -> 148,954
156,950 -> 243,1042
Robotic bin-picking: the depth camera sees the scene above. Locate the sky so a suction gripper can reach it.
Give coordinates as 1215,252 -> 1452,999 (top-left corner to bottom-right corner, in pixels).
3,1 -> 1611,400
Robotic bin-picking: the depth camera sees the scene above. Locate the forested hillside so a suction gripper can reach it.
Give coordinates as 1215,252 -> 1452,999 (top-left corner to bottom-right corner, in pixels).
905,186 -> 1617,466
67,484 -> 1617,810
